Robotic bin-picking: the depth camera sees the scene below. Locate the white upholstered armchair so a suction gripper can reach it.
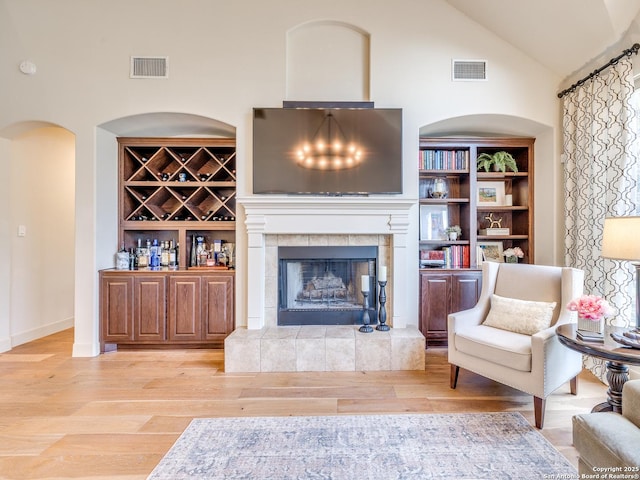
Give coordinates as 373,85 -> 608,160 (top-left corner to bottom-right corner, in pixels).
448,262 -> 584,428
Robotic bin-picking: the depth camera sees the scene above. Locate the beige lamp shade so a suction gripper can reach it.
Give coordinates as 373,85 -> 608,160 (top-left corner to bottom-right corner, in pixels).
601,216 -> 640,261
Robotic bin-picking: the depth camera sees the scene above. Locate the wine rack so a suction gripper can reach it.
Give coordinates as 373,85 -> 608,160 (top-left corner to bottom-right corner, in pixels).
118,137 -> 236,267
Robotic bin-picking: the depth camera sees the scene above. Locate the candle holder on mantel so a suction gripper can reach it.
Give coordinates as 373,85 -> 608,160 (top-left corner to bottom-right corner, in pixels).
359,290 -> 374,333
376,280 -> 390,331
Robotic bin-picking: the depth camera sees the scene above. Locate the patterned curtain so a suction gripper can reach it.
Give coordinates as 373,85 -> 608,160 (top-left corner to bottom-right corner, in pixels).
562,56 -> 639,381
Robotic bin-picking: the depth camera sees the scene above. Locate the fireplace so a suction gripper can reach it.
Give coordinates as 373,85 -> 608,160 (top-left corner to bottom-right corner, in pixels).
278,246 -> 378,326
225,197 -> 425,373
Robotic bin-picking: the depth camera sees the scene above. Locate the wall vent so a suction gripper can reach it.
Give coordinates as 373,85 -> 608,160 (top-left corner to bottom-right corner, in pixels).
130,56 -> 168,79
452,59 -> 487,81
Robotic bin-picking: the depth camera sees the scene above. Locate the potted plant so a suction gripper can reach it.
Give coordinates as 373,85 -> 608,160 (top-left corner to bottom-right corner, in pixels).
476,151 -> 519,173
445,225 -> 462,241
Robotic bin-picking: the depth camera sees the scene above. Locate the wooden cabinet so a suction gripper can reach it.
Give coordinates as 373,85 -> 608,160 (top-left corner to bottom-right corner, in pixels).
100,270 -> 234,350
103,136 -> 237,351
168,275 -> 202,341
420,271 -> 482,347
418,136 -> 533,346
101,275 -> 134,342
133,275 -> 167,342
202,275 -> 234,338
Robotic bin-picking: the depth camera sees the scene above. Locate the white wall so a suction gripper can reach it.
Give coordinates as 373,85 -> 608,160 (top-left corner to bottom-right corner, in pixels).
0,138 -> 10,351
0,0 -> 565,356
9,127 -> 75,346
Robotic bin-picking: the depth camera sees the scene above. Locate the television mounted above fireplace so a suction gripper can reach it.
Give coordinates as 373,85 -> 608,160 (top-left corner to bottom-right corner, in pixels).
252,106 -> 403,195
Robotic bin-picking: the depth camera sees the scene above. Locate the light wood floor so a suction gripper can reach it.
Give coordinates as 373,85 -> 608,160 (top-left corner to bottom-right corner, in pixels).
0,328 -> 607,480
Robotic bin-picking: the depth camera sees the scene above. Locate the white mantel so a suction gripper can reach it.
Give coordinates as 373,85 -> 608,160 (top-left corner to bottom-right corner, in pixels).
238,196 -> 415,330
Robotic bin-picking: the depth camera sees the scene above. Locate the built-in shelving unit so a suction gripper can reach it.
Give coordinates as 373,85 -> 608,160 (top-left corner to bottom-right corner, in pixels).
418,136 -> 535,346
118,137 -> 236,267
99,137 -> 237,351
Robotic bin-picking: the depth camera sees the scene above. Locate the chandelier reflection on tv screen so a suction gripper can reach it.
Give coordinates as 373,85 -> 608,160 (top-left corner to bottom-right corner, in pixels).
295,112 -> 363,170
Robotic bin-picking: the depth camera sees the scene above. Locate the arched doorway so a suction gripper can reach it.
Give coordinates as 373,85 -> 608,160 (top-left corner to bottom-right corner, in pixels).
0,122 -> 75,351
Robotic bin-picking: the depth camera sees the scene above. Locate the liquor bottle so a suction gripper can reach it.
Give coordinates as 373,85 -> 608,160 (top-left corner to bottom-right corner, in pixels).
197,238 -> 207,267
175,242 -> 180,268
169,240 -> 177,269
129,248 -> 136,270
190,234 -> 197,267
195,237 -> 207,267
150,239 -> 160,269
160,241 -> 169,267
137,241 -> 148,268
145,239 -> 152,268
116,242 -> 129,270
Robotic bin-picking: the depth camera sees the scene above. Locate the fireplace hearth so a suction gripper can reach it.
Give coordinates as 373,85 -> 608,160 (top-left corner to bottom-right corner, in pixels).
278,246 -> 378,326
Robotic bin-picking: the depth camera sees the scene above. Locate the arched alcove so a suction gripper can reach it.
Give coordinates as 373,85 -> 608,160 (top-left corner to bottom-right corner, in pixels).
418,113 -> 561,265
286,21 -> 370,101
95,112 -> 237,270
69,112 -> 240,356
0,121 -> 75,351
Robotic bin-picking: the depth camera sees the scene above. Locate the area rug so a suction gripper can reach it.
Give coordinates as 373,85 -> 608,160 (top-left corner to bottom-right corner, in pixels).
147,412 -> 576,479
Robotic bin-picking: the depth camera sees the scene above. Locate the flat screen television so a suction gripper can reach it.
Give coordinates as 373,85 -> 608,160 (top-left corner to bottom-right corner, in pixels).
252,107 -> 402,195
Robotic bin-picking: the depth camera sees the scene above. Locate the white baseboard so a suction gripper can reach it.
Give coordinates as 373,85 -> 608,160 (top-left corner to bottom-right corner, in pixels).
11,317 -> 74,348
0,337 -> 11,353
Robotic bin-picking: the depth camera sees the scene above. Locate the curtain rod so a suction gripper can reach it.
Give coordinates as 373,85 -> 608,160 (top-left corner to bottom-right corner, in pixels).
557,43 -> 640,98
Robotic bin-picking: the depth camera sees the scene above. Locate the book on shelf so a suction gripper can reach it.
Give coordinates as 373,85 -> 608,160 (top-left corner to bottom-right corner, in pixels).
419,149 -> 469,171
441,245 -> 470,268
476,245 -> 485,267
420,247 -> 470,268
479,228 -> 510,236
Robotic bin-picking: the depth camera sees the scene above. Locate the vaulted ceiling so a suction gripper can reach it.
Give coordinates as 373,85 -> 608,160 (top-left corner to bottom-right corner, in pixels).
444,0 -> 640,79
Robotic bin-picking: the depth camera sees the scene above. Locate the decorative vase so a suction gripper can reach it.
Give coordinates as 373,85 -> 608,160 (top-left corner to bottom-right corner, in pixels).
448,232 -> 458,241
506,256 -> 518,263
578,317 -> 604,334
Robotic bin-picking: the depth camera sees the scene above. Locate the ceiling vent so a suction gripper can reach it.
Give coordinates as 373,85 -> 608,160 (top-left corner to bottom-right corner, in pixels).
130,56 -> 168,79
452,59 -> 487,81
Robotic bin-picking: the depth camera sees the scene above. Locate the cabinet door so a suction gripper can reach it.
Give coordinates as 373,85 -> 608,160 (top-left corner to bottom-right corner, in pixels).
133,276 -> 167,342
420,273 -> 452,347
101,275 -> 134,342
451,272 -> 482,313
168,275 -> 202,341
202,275 -> 234,339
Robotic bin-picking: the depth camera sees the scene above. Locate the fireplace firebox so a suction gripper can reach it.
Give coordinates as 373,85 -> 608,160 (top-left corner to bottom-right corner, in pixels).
278,246 -> 378,326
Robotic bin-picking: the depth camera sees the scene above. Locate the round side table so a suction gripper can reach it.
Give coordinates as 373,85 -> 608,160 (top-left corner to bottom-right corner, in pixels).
556,323 -> 640,413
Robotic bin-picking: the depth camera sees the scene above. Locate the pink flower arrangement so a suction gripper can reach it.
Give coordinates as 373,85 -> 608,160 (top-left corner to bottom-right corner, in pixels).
566,295 -> 615,321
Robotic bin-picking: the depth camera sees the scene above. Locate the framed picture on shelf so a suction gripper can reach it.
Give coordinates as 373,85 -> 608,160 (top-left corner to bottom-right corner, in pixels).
478,241 -> 504,262
420,205 -> 448,241
477,181 -> 505,206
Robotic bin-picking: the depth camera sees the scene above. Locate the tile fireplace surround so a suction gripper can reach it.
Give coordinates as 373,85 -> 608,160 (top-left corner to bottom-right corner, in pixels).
225,197 -> 425,373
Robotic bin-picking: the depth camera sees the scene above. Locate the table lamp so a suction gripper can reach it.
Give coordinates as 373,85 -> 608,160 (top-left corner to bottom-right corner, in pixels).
601,216 -> 640,328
